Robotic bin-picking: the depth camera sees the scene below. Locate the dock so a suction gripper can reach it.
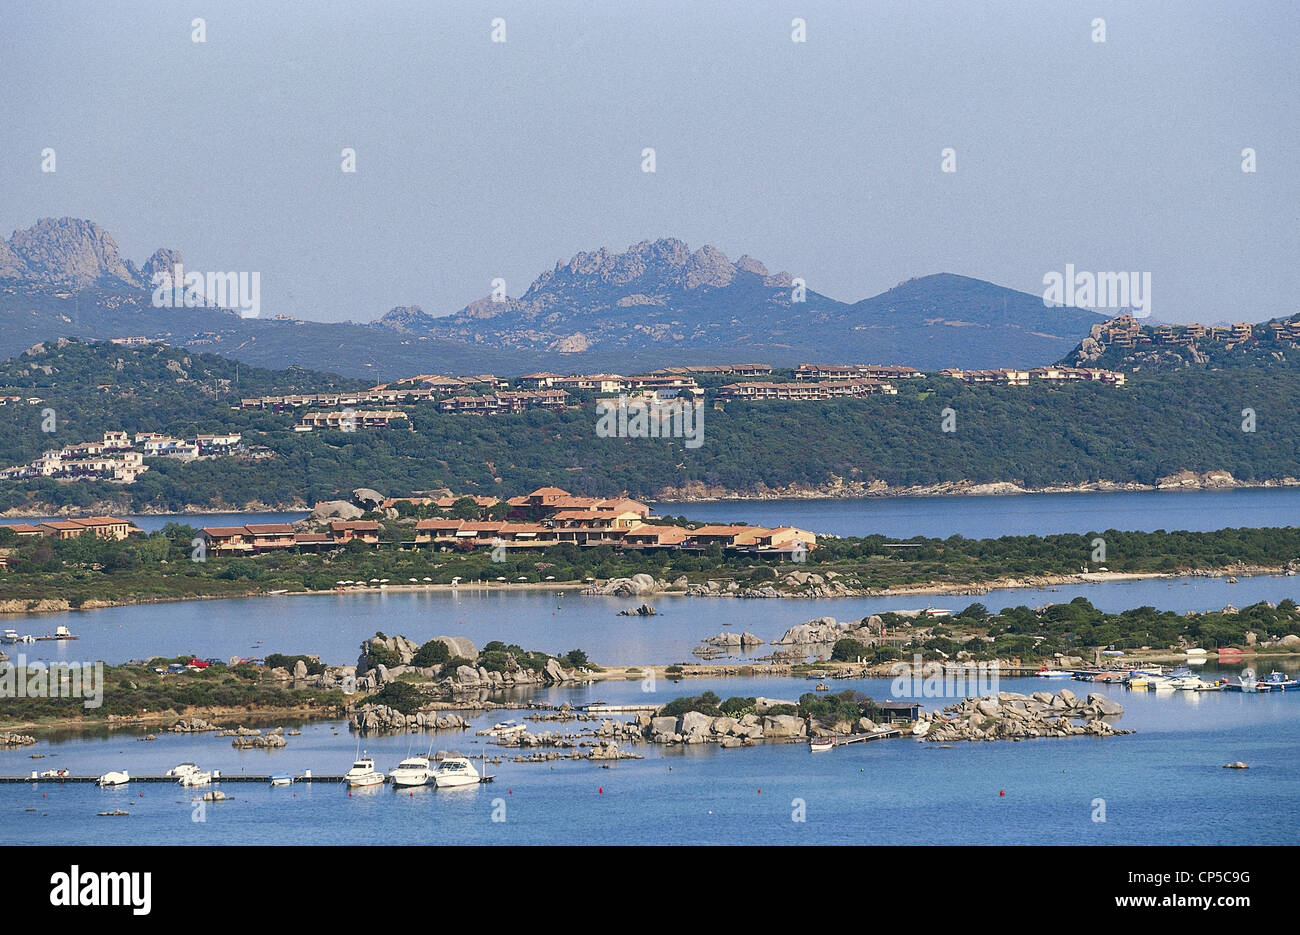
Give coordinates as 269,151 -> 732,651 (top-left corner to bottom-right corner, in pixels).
1,774 -> 495,785
581,703 -> 660,714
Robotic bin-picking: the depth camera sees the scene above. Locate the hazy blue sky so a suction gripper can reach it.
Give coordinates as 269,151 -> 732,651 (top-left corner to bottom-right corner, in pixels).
2,0 -> 1296,324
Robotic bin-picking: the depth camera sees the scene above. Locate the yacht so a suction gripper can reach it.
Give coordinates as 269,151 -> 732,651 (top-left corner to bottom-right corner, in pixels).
431,756 -> 480,788
98,770 -> 129,787
390,756 -> 431,787
344,755 -> 384,787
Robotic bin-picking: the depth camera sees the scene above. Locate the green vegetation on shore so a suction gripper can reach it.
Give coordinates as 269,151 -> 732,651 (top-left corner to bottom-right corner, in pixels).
0,656 -> 346,729
3,521 -> 1300,610
5,339 -> 1300,512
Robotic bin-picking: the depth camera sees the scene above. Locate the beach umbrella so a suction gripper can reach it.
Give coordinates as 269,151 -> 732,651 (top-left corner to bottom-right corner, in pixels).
423,577 -> 432,582
545,575 -> 555,581
495,576 -> 506,582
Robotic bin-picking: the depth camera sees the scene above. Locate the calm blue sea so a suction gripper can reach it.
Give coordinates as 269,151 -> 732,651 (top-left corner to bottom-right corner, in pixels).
4,490 -> 1299,845
3,675 -> 1297,846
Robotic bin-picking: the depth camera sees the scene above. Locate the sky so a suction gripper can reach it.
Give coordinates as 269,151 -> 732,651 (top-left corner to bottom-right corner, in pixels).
1,0 -> 1296,325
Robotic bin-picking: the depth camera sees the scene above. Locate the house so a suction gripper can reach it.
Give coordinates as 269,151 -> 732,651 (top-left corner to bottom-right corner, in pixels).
329,520 -> 380,545
0,523 -> 44,538
39,521 -> 93,540
200,526 -> 255,554
622,523 -> 692,548
518,372 -> 563,389
880,701 -> 922,725
70,516 -> 137,541
243,523 -> 296,551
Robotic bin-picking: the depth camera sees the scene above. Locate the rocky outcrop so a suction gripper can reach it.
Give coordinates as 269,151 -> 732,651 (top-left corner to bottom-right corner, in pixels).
305,500 -> 364,523
1,731 -> 36,747
350,705 -> 471,735
2,217 -> 152,289
581,574 -> 663,597
921,691 -> 1130,742
703,631 -> 764,649
618,604 -> 657,616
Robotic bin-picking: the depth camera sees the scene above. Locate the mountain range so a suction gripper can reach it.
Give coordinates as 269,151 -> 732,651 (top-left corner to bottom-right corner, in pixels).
0,217 -> 1114,378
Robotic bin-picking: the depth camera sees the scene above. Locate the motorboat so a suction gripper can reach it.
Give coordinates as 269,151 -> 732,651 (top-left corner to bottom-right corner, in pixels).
178,769 -> 212,787
809,738 -> 834,753
478,720 -> 527,740
1035,666 -> 1074,678
344,755 -> 384,787
39,768 -> 69,778
1262,671 -> 1298,690
165,763 -> 201,779
270,774 -> 293,787
390,756 -> 431,787
98,770 -> 129,787
431,756 -> 480,787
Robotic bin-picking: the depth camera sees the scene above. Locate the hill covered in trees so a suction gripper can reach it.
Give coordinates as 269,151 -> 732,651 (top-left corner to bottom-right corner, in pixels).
2,339 -> 1300,513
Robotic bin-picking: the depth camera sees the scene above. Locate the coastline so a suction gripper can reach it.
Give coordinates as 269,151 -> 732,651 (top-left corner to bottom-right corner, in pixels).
6,471 -> 1300,517
0,566 -> 1286,618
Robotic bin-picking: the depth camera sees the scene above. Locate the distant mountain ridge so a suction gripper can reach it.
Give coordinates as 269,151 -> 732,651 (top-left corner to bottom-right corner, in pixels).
2,217 -> 1113,376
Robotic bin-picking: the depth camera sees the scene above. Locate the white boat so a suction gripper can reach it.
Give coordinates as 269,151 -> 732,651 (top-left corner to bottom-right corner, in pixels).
2,629 -> 19,643
270,774 -> 293,787
431,756 -> 480,787
390,756 -> 431,787
98,770 -> 129,787
165,762 -> 201,779
178,770 -> 212,787
478,720 -> 528,739
344,755 -> 384,787
809,738 -> 834,753
1035,667 -> 1074,678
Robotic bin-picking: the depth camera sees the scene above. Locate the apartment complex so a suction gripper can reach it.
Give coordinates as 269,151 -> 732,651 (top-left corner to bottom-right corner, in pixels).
1,515 -> 138,541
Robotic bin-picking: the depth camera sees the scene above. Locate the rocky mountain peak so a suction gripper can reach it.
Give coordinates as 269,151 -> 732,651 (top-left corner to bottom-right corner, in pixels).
1,217 -> 183,291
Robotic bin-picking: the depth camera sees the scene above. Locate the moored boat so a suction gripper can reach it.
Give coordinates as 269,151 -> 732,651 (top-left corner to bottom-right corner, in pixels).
809,738 -> 834,753
390,756 -> 431,787
431,756 -> 480,787
344,754 -> 384,787
98,770 -> 129,787
1036,666 -> 1074,678
270,774 -> 293,787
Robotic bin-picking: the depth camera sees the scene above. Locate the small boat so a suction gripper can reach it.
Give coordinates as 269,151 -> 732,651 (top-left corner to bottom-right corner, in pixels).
390,756 -> 431,787
1185,648 -> 1208,656
165,762 -> 201,779
1101,649 -> 1125,657
36,625 -> 78,641
39,768 -> 69,778
431,756 -> 480,787
344,755 -> 384,787
98,770 -> 129,787
177,770 -> 212,787
478,720 -> 527,739
1127,676 -> 1149,689
809,738 -> 834,753
1262,671 -> 1298,690
1036,666 -> 1074,678
1,629 -> 18,643
270,774 -> 293,787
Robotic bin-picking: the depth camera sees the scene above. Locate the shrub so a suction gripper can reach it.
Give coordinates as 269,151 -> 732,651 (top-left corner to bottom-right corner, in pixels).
658,691 -> 722,718
365,644 -> 402,668
412,639 -> 451,667
562,649 -> 588,668
368,681 -> 425,714
831,637 -> 869,661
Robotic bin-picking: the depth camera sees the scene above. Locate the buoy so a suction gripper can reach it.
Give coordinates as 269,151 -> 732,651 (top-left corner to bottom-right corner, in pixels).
410,792 -> 414,798
598,787 -> 603,794
999,790 -> 1005,797
757,788 -> 761,794
348,792 -> 352,797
